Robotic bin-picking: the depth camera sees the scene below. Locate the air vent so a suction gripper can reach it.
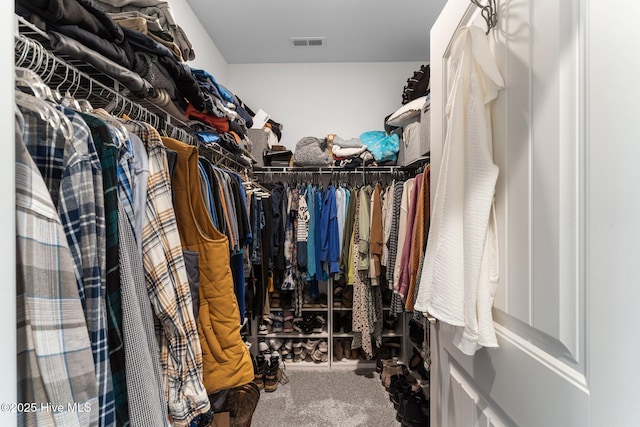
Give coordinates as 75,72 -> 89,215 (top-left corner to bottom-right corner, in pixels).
290,37 -> 326,47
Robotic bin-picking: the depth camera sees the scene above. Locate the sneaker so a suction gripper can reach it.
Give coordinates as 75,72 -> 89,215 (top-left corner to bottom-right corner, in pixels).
318,340 -> 328,353
272,320 -> 283,333
283,320 -> 293,333
305,339 -> 320,353
258,338 -> 269,353
312,315 -> 326,333
302,293 -> 313,308
268,338 -> 283,352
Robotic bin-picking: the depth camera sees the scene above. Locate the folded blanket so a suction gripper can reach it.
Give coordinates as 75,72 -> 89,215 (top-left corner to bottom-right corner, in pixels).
332,145 -> 367,158
333,135 -> 363,148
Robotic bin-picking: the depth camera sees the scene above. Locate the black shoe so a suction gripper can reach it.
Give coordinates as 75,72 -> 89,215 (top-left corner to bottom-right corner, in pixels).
333,312 -> 343,333
401,393 -> 429,427
264,355 -> 280,392
253,355 -> 267,390
409,320 -> 425,348
342,311 -> 352,333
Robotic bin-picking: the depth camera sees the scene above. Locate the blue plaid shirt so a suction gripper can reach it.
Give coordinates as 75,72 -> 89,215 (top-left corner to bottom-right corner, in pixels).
21,105 -> 115,427
16,108 -> 100,426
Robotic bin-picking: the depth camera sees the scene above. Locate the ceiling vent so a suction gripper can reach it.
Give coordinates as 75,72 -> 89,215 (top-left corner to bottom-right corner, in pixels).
290,37 -> 326,47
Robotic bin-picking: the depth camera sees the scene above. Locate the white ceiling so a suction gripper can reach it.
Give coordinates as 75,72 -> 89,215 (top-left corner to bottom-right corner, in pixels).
185,0 -> 448,64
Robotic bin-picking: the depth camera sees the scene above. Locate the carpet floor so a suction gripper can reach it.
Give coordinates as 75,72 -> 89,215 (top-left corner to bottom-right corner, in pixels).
251,368 -> 400,427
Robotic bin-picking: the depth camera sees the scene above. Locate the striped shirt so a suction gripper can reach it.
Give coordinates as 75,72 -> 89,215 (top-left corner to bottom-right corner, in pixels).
16,111 -> 99,426
21,105 -> 115,427
79,113 -> 130,427
124,120 -> 211,426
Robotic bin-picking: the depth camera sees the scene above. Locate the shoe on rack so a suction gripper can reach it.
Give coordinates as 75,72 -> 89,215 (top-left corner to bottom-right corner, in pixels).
302,293 -> 313,308
342,311 -> 352,333
334,339 -> 344,361
342,286 -> 353,308
270,291 -> 281,308
312,315 -> 326,333
268,338 -> 284,352
408,319 -> 425,349
316,293 -> 328,308
258,322 -> 269,335
341,339 -> 352,360
384,312 -> 399,333
283,320 -> 293,333
409,349 -> 430,381
272,320 -> 284,333
264,355 -> 281,392
318,340 -> 328,353
305,339 -> 320,353
258,338 -> 269,354
333,312 -> 342,334
333,286 -> 343,308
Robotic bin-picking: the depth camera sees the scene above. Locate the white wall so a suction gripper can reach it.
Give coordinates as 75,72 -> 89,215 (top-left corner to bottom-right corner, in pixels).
227,62 -> 424,149
170,0 -> 228,82
3,4 -> 16,426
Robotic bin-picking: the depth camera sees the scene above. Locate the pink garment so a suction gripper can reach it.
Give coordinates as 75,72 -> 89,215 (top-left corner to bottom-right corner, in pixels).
397,173 -> 423,299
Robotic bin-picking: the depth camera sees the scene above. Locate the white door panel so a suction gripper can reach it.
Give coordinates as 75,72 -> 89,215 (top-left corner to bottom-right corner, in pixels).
429,0 -> 589,425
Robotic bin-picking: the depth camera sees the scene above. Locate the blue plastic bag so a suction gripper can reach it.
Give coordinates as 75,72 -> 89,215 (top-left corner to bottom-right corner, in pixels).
359,131 -> 400,162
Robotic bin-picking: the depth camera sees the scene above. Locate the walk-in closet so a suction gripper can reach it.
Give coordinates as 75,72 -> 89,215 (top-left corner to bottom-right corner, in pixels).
6,0 -> 640,426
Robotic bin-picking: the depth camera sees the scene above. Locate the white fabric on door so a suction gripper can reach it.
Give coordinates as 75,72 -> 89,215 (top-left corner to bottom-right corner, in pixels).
414,25 -> 504,355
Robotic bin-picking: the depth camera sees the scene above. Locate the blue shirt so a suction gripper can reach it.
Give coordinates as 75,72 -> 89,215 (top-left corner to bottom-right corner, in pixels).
306,184 -> 316,279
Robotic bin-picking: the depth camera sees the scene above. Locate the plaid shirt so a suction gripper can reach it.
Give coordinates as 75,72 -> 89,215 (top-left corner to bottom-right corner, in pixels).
79,113 -> 130,427
16,112 -> 99,427
21,105 -> 115,427
124,120 -> 211,426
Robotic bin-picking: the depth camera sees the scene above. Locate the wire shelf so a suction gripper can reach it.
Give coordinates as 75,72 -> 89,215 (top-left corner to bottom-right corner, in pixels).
15,15 -> 250,174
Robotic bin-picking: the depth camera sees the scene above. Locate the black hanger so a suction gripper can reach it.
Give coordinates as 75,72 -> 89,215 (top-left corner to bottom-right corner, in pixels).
471,0 -> 498,34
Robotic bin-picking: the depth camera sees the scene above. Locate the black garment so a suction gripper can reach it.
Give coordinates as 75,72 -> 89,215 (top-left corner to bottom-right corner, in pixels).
261,196 -> 273,269
270,184 -> 286,271
228,173 -> 250,246
229,119 -> 247,140
165,147 -> 178,191
18,0 -> 124,42
48,31 -> 152,97
122,26 -> 177,61
158,56 -> 206,111
49,23 -> 134,68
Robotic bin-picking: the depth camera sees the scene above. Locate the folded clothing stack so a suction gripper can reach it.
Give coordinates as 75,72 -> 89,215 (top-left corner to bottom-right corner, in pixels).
330,135 -> 376,169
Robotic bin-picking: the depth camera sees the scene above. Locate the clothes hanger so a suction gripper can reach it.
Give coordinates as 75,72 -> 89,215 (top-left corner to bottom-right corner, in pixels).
470,0 -> 498,34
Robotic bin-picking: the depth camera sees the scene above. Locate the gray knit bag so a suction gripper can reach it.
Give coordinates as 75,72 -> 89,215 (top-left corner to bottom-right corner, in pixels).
293,136 -> 332,166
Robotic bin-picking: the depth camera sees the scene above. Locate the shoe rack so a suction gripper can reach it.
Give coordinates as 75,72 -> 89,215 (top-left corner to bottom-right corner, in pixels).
331,285 -> 406,370
254,280 -> 332,370
251,279 -> 410,371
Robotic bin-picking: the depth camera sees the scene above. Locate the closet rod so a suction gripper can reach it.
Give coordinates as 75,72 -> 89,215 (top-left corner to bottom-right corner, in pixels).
15,15 -> 250,174
253,165 -> 419,175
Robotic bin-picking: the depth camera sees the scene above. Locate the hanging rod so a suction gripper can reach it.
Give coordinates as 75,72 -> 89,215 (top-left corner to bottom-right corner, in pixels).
471,0 -> 498,34
252,164 -> 423,175
15,15 -> 249,174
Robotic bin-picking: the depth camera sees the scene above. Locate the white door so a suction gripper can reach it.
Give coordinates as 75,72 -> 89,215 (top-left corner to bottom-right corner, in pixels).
428,0 -> 640,426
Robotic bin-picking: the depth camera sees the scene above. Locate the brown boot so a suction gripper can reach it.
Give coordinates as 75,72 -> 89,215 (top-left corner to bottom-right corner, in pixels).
253,354 -> 266,390
264,355 -> 280,392
233,382 -> 260,427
